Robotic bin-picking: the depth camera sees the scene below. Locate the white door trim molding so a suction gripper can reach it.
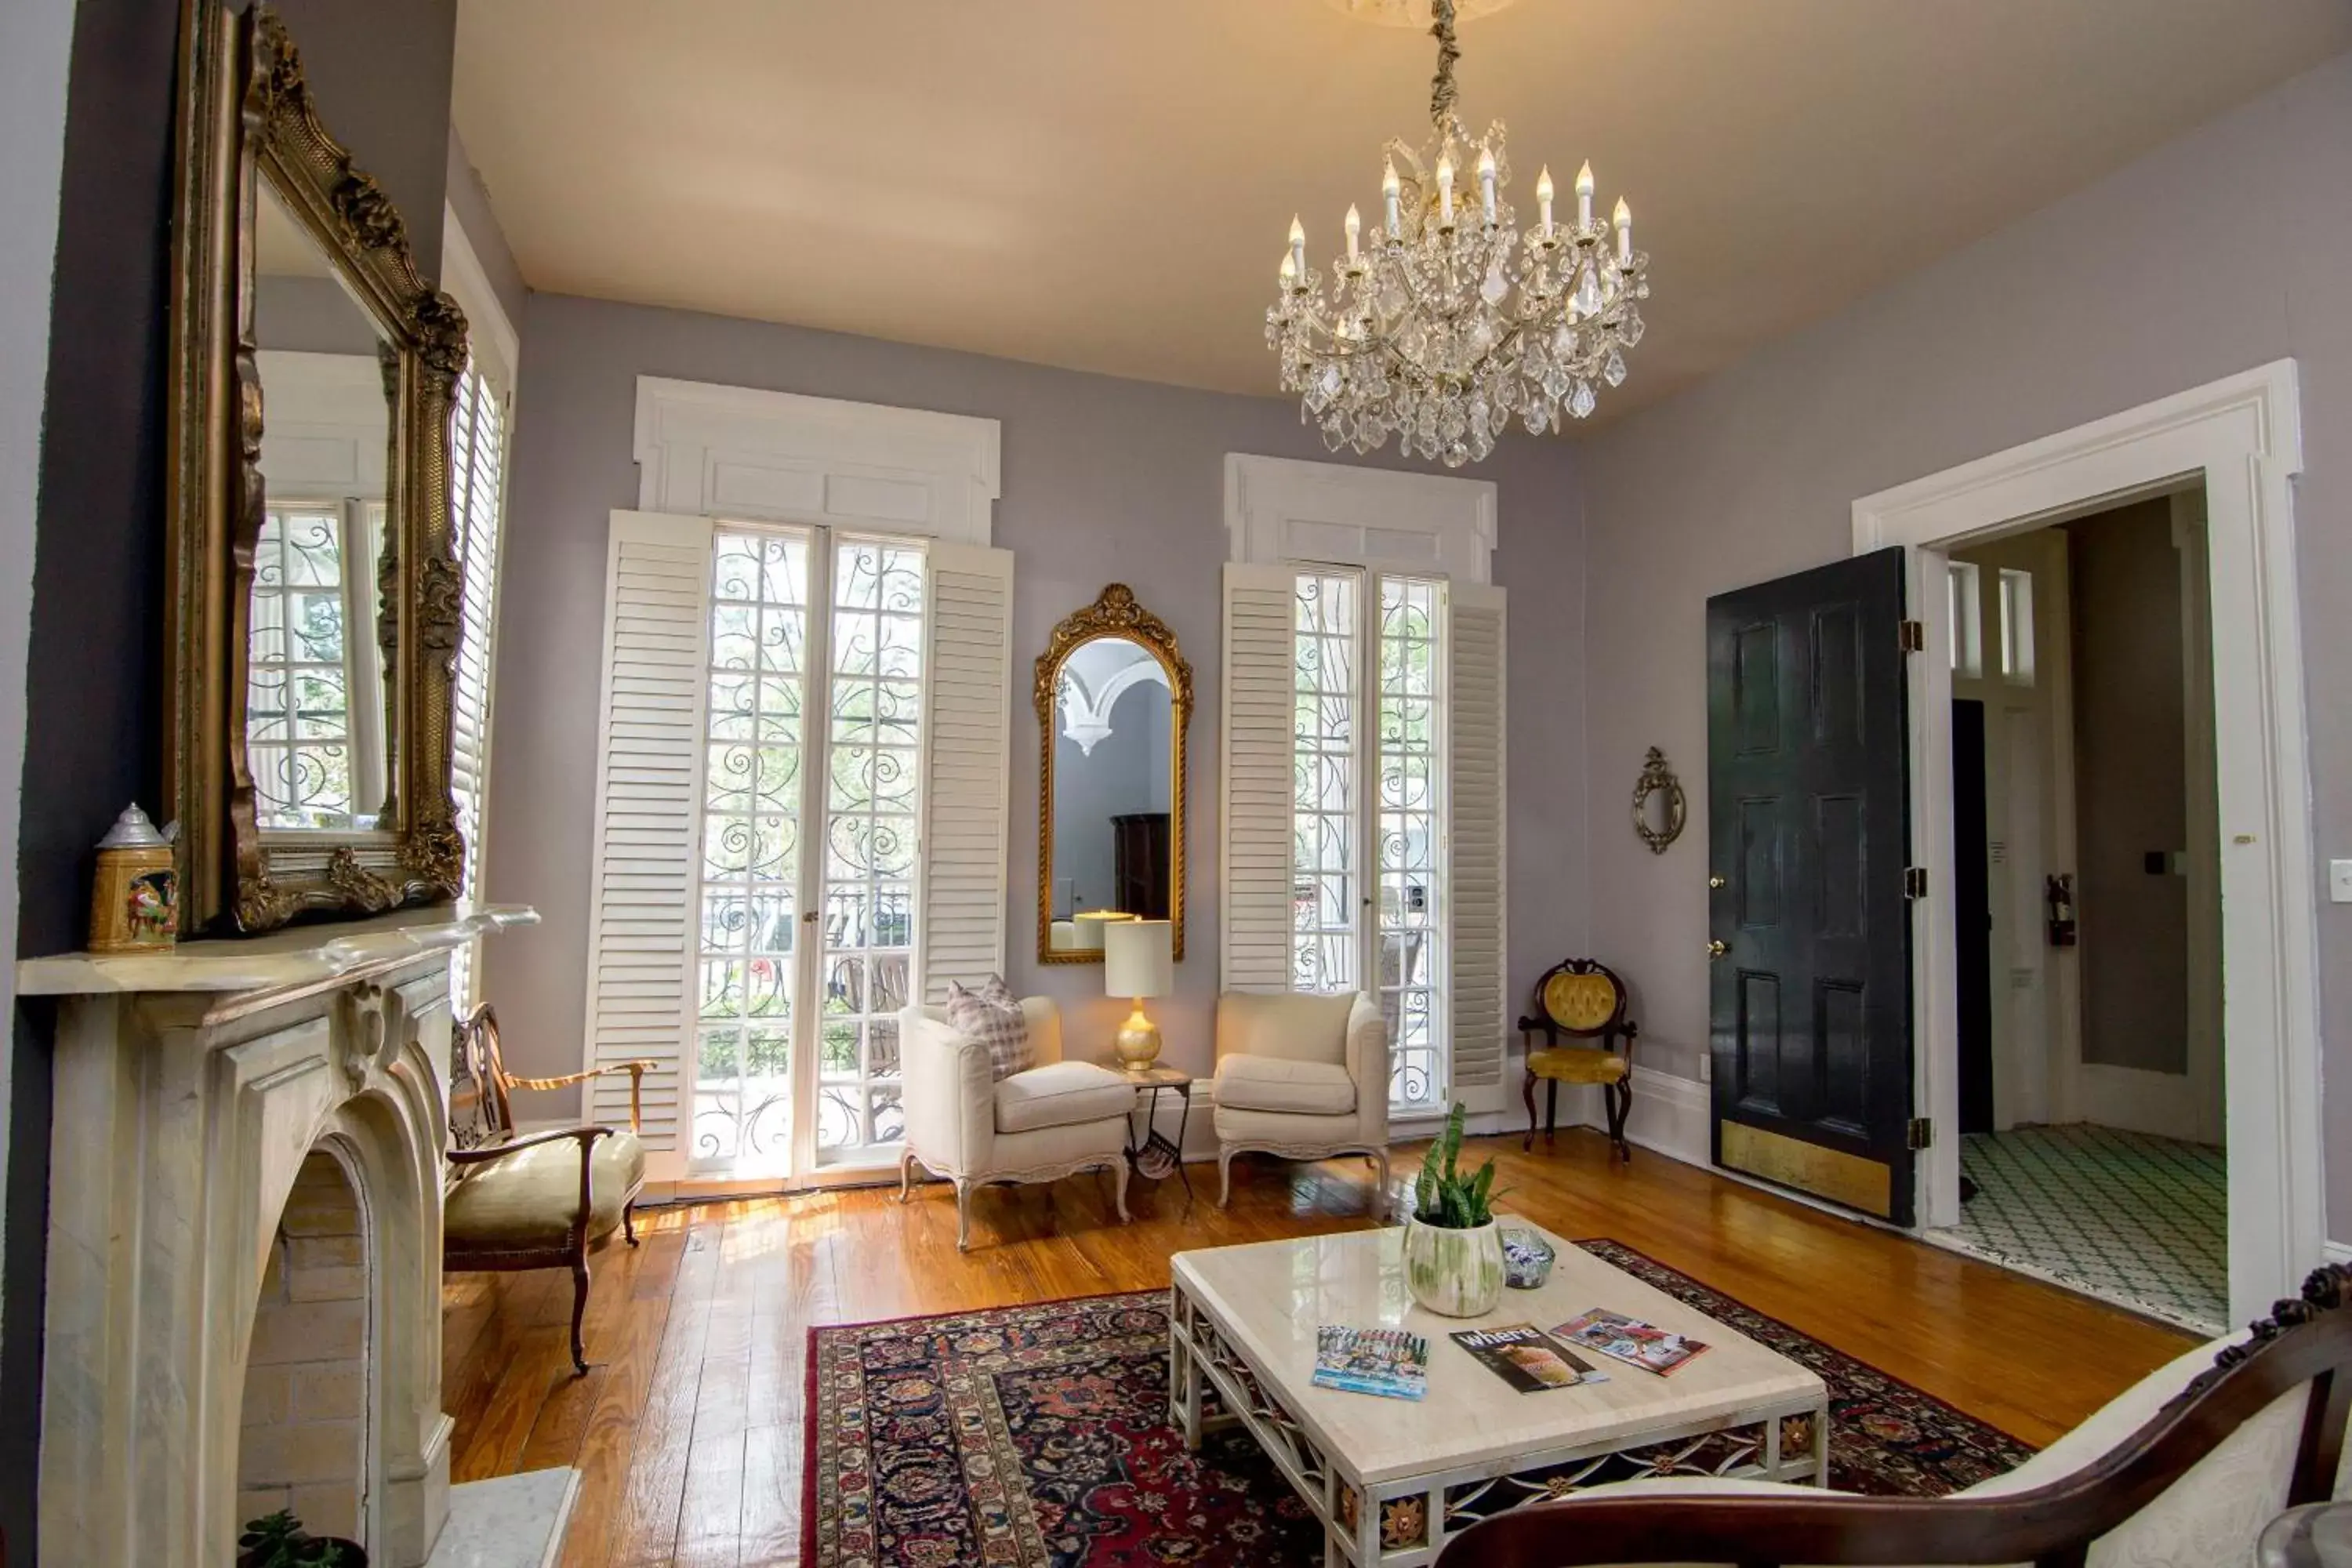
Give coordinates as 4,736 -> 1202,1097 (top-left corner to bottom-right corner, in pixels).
635,376 -> 1001,544
1225,452 -> 1497,583
1853,358 -> 2318,1325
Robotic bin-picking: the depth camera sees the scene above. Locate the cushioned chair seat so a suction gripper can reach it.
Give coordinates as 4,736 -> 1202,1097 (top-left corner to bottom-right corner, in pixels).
445,1131 -> 644,1254
1214,1054 -> 1358,1115
994,1059 -> 1138,1134
1526,1045 -> 1630,1085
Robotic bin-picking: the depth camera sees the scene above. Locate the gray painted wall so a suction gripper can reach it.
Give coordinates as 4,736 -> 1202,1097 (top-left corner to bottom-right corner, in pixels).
0,0 -> 76,1411
2067,500 -> 2190,1076
256,276 -> 381,355
445,131 -> 526,333
1577,51 -> 2352,1236
484,293 -> 1586,1109
271,0 -> 456,283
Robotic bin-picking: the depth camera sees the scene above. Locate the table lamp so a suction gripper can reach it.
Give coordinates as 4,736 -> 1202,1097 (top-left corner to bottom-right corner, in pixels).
1103,918 -> 1173,1070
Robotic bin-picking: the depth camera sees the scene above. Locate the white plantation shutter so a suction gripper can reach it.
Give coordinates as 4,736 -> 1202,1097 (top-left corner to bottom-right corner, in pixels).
581,510 -> 717,1148
448,366 -> 506,1011
1448,583 -> 1508,1109
1221,563 -> 1299,992
917,543 -> 1015,1001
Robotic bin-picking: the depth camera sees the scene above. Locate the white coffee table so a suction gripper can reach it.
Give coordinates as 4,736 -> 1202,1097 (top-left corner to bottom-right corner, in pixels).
1168,1223 -> 1829,1567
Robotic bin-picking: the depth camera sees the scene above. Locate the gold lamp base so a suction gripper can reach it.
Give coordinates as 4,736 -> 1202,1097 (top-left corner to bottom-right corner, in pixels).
1114,1002 -> 1162,1070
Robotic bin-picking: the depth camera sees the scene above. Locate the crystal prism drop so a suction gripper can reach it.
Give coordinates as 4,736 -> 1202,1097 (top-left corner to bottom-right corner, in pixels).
1602,350 -> 1627,388
1570,380 -> 1597,419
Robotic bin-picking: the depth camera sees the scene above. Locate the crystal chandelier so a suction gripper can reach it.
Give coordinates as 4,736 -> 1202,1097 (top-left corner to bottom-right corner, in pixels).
1266,0 -> 1650,466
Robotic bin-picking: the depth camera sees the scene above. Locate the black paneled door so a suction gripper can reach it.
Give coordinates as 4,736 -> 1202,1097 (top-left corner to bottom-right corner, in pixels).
1706,548 -> 1915,1225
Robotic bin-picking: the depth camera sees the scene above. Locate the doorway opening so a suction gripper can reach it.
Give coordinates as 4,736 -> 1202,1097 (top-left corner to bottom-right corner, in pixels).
1930,490 -> 2225,1331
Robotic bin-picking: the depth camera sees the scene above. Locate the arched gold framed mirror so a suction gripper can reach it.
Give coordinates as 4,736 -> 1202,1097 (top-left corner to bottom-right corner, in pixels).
1034,585 -> 1192,964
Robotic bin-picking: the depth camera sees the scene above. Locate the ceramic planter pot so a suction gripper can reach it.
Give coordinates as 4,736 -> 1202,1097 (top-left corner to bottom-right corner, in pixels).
1402,1214 -> 1506,1317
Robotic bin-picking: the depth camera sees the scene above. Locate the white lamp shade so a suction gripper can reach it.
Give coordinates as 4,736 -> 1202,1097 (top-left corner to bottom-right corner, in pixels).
1103,918 -> 1174,999
1069,909 -> 1135,952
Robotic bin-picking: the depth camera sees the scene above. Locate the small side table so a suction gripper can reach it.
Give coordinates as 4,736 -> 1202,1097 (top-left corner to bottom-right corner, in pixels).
1119,1064 -> 1196,1206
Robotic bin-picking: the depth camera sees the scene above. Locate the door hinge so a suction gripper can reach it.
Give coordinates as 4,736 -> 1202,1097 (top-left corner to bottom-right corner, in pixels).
1907,1116 -> 1935,1151
1904,866 -> 1928,898
1899,619 -> 1926,653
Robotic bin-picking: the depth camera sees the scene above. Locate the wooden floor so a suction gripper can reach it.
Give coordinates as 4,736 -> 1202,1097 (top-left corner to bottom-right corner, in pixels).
440,1130 -> 2195,1568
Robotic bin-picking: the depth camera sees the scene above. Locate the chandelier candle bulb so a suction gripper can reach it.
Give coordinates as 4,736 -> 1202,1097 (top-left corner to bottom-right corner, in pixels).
1382,158 -> 1402,235
1289,215 -> 1306,281
1345,203 -> 1361,263
1613,197 -> 1632,263
1279,249 -> 1297,289
1436,154 -> 1455,226
1537,165 -> 1555,234
1477,144 -> 1497,224
1575,160 -> 1595,228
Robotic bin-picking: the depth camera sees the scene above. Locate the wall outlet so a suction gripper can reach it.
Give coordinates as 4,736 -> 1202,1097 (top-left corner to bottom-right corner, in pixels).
2331,858 -> 2352,905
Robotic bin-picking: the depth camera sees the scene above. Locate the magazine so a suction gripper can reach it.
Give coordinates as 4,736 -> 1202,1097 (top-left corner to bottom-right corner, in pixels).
1448,1323 -> 1606,1394
1312,1324 -> 1430,1401
1552,1308 -> 1710,1376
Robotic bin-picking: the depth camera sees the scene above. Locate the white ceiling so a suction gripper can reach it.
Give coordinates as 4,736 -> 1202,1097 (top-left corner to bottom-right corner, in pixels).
452,0 -> 2352,423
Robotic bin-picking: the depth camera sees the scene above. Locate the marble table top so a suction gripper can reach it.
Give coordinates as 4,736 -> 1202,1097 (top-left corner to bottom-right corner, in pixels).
1171,1221 -> 1825,1486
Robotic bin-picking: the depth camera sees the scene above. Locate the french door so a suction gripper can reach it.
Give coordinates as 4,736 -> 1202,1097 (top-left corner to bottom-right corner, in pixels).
689,525 -> 924,1176
1290,567 -> 1451,1114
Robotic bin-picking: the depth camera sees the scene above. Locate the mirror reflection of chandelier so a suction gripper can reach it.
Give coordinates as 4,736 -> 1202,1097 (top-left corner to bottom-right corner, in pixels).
1266,0 -> 1650,466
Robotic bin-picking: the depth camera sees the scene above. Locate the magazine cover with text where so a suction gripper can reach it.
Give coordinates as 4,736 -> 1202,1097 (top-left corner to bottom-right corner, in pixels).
1447,1323 -> 1606,1394
1552,1308 -> 1710,1376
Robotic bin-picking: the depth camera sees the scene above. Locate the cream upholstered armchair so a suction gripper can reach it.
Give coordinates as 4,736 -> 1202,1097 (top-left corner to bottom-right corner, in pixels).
896,996 -> 1140,1250
1211,991 -> 1390,1209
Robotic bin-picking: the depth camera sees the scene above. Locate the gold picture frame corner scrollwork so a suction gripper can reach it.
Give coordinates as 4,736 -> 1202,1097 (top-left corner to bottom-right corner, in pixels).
1034,585 -> 1192,964
166,0 -> 469,934
1632,746 -> 1686,855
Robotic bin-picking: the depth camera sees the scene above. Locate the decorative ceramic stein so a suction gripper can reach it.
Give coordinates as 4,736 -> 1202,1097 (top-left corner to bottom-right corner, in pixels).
1402,1214 -> 1506,1318
89,804 -> 179,953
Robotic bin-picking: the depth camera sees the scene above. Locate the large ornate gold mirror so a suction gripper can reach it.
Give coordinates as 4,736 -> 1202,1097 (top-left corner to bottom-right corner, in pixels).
165,3 -> 468,931
1035,586 -> 1192,964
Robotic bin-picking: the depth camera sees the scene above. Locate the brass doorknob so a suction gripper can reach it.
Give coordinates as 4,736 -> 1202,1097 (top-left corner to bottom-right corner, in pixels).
1708,875 -> 1727,889
1706,940 -> 1728,960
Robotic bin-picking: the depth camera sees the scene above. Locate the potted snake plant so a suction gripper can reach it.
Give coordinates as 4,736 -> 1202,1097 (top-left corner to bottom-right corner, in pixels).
1401,1102 -> 1508,1317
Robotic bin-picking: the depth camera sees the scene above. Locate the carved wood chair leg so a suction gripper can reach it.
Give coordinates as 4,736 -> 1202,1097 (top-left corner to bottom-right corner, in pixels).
568,1258 -> 591,1375
623,1200 -> 638,1246
953,1179 -> 974,1251
1367,1147 -> 1391,1216
1610,1080 -> 1634,1161
898,1147 -> 917,1203
1523,1069 -> 1539,1151
1544,1078 -> 1559,1142
1217,1146 -> 1236,1209
1111,1157 -> 1131,1222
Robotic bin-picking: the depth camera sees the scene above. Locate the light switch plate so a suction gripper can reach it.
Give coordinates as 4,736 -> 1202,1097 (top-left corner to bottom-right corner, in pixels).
1697,1054 -> 1713,1084
2332,858 -> 2352,904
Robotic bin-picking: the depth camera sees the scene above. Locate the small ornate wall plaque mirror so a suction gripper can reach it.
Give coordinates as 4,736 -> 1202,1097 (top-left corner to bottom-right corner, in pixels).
1035,586 -> 1192,964
1633,746 -> 1686,855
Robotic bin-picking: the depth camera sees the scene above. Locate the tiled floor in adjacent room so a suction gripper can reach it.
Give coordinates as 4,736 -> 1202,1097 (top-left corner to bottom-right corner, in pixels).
1929,1123 -> 2227,1333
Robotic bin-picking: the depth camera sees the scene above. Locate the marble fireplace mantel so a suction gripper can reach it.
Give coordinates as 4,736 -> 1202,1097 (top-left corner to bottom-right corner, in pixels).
28,902 -> 537,1568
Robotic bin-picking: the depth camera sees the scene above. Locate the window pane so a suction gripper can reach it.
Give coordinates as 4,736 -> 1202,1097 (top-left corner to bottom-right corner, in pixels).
1292,571 -> 1359,993
1377,576 -> 1446,1112
691,528 -> 810,1172
817,539 -> 924,1156
250,505 -> 356,829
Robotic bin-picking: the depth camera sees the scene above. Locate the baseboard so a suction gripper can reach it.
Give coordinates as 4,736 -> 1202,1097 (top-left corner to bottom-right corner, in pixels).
2326,1240 -> 2352,1268
2073,1062 -> 2209,1142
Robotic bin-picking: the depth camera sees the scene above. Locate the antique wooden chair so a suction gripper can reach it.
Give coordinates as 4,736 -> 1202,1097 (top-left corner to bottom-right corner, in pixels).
443,1004 -> 652,1374
1435,1263 -> 2352,1568
1519,959 -> 1638,1160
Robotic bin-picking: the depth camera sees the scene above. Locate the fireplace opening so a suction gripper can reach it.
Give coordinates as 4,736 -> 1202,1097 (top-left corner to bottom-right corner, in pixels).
238,1145 -> 376,1552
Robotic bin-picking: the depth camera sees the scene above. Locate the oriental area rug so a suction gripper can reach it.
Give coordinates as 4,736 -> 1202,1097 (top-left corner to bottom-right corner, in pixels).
801,1239 -> 2035,1567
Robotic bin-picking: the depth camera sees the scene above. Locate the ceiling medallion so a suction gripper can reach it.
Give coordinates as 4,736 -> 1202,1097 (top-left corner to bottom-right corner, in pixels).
1268,0 -> 1650,466
1318,0 -> 1519,27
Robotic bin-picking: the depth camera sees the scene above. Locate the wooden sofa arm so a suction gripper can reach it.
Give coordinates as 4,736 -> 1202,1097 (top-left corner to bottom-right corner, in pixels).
1436,1263 -> 2352,1568
505,1060 -> 656,1132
